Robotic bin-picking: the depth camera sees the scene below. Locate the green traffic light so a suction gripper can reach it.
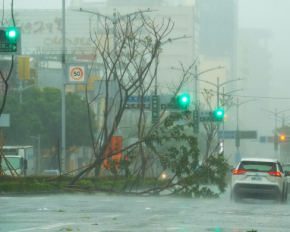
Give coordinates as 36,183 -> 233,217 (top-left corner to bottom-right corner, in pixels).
182,96 -> 188,103
176,94 -> 190,109
5,28 -> 18,40
214,109 -> 224,119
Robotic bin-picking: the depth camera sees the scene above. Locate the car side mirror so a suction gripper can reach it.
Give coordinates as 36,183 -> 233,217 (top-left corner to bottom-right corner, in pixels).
230,168 -> 235,173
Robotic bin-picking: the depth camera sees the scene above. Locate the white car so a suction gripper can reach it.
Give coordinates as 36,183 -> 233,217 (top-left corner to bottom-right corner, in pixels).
231,158 -> 288,203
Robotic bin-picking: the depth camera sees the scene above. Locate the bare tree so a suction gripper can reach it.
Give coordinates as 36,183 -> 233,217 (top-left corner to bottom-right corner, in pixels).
200,88 -> 233,160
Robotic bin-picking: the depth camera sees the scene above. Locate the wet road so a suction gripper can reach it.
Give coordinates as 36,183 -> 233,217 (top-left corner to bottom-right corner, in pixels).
0,187 -> 289,232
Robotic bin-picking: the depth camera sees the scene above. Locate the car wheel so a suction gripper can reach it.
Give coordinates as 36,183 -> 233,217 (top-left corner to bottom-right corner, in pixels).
284,186 -> 288,202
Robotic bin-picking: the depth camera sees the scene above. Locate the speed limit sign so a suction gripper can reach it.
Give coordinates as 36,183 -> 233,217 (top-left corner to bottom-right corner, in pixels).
66,63 -> 88,84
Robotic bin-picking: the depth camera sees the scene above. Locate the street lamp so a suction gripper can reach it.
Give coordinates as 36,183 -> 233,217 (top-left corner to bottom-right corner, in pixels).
197,77 -> 244,109
220,87 -> 244,147
73,8 -> 156,80
171,65 -> 226,110
153,36 -> 192,95
19,84 -> 37,103
261,108 -> 290,159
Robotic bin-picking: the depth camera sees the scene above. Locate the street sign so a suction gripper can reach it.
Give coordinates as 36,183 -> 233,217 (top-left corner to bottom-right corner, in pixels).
124,96 -> 151,110
240,130 -> 257,139
125,103 -> 150,110
0,27 -> 22,55
161,102 -> 179,109
199,110 -> 222,122
18,57 -> 30,79
193,110 -> 199,133
151,95 -> 159,123
0,114 -> 10,127
259,136 -> 274,143
0,43 -> 17,52
218,130 -> 235,139
66,63 -> 88,84
126,96 -> 151,103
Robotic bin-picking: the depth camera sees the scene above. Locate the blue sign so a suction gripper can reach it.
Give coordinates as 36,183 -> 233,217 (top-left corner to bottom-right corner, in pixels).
260,136 -> 266,143
259,136 -> 274,143
125,96 -> 151,103
218,130 -> 235,139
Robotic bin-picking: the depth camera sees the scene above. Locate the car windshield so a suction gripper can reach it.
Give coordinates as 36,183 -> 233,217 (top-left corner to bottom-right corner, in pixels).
2,157 -> 20,171
239,161 -> 276,172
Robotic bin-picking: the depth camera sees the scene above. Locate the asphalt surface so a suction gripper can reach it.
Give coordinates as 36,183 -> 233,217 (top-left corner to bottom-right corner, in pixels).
1,187 -> 290,232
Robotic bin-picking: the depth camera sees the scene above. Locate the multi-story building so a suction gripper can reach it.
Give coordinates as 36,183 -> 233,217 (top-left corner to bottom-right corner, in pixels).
197,0 -> 238,80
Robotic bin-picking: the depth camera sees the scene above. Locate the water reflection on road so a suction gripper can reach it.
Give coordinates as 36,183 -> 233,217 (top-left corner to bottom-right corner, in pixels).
1,187 -> 289,232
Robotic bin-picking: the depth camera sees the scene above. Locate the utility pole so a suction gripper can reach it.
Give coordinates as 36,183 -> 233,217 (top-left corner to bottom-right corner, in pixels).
61,0 -> 66,174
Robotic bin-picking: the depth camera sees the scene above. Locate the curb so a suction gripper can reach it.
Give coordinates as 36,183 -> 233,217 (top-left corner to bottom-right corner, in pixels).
0,190 -> 72,197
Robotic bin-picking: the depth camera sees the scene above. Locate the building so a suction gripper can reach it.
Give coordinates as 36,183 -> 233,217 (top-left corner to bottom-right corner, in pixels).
198,0 -> 238,81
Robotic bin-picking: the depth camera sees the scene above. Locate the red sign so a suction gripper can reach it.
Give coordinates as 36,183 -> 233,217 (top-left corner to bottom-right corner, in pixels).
103,136 -> 122,170
70,67 -> 84,80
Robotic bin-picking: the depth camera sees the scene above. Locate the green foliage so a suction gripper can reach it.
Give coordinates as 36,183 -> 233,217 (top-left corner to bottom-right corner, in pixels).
2,87 -> 97,149
145,111 -> 228,197
76,179 -> 93,186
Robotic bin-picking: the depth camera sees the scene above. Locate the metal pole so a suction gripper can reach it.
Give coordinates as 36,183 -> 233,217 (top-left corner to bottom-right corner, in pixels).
61,0 -> 66,174
38,134 -> 41,174
113,8 -> 117,80
195,65 -> 197,110
217,77 -> 219,108
19,80 -> 23,103
275,108 -> 277,159
237,98 -> 239,154
222,87 -> 225,150
155,56 -> 158,95
217,77 -> 220,148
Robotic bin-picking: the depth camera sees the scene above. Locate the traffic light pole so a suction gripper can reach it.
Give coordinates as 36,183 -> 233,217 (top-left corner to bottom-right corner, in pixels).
261,107 -> 290,160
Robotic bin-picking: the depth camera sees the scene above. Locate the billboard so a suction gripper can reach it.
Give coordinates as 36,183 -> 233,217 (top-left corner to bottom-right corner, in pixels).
103,136 -> 122,170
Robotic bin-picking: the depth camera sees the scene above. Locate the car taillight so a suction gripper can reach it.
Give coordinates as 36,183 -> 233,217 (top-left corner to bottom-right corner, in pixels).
233,170 -> 247,175
268,172 -> 281,177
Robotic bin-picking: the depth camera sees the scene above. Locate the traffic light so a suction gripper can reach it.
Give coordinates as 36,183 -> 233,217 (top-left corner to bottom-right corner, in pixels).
213,108 -> 224,122
176,94 -> 190,109
0,27 -> 18,41
279,135 -> 287,142
0,27 -> 21,55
